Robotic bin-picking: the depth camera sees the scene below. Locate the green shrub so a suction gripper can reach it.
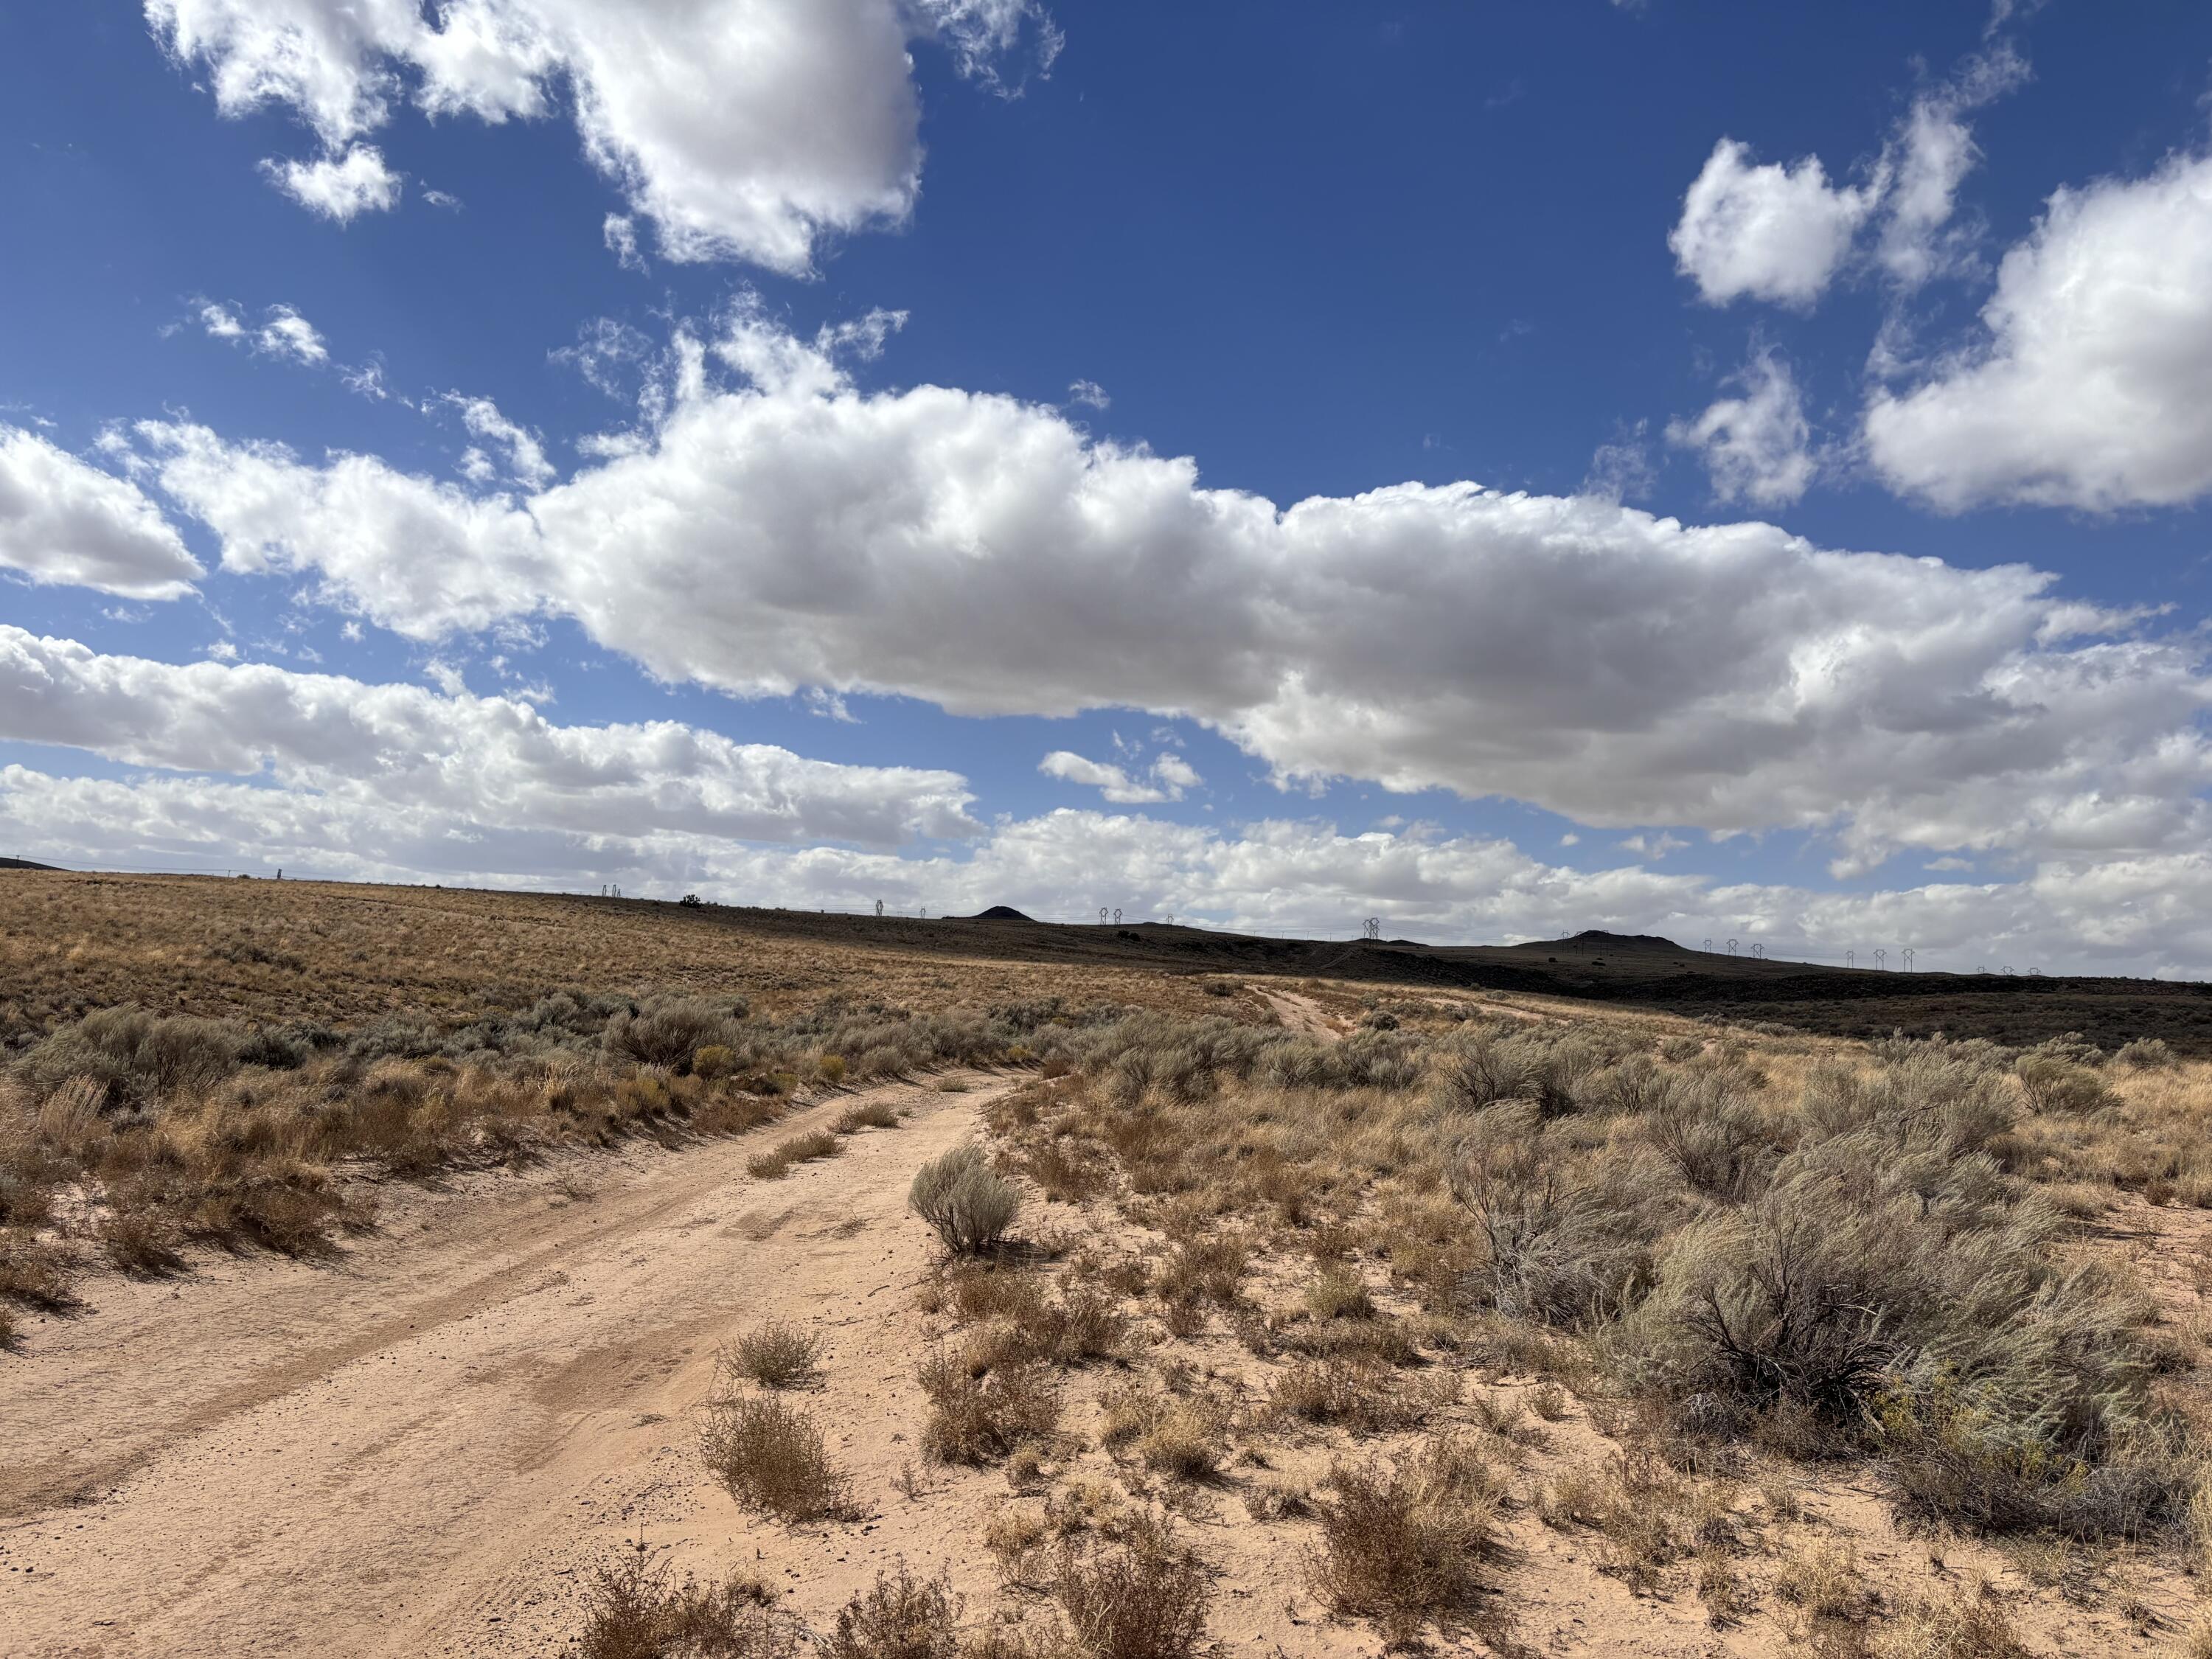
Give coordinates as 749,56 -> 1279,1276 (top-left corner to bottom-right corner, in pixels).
602,998 -> 745,1072
21,1006 -> 246,1105
2015,1055 -> 2111,1116
910,1143 -> 1019,1255
2113,1038 -> 2177,1071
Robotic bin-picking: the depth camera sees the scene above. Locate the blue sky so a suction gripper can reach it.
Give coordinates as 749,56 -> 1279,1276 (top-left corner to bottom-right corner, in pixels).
3,0 -> 2211,973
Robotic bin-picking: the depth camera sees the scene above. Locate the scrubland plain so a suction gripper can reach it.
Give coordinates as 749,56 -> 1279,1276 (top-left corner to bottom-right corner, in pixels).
4,871 -> 2212,1658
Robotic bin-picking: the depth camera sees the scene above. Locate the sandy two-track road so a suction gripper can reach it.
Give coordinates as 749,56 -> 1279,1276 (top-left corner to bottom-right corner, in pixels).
1,1074 -> 1015,1658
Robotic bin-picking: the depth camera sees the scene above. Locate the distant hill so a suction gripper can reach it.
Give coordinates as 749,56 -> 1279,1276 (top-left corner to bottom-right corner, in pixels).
963,905 -> 1036,922
703,907 -> 2208,1054
0,856 -> 58,872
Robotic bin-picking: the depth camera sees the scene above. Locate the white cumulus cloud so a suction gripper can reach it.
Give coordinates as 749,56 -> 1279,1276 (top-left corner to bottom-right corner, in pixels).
0,428 -> 204,599
0,627 -> 978,852
1669,139 -> 1877,308
149,0 -> 1056,272
1864,148 -> 2212,511
261,142 -> 403,221
1040,750 -> 1198,804
1666,349 -> 1817,507
119,312 -> 2212,877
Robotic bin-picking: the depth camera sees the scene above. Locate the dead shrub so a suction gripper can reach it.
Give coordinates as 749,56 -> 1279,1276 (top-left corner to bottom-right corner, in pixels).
911,1143 -> 1020,1256
1310,1436 -> 1503,1644
1457,1167 -> 1651,1326
822,1565 -> 961,1659
1024,1137 -> 1107,1202
917,1345 -> 1062,1464
698,1394 -> 857,1521
578,1543 -> 790,1659
97,1208 -> 187,1276
723,1323 -> 823,1389
1054,1514 -> 1211,1659
0,1232 -> 77,1310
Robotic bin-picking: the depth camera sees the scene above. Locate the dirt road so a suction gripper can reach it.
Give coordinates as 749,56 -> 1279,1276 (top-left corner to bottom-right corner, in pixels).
1255,987 -> 1341,1042
1,1074 -> 1012,1658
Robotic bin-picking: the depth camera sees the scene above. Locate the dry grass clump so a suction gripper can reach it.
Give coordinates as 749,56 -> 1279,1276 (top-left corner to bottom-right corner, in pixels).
1265,1356 -> 1453,1435
938,1264 -> 1132,1367
821,1565 -> 961,1659
1872,1583 -> 2031,1659
1309,1433 -> 1505,1644
722,1322 -> 823,1389
1054,1513 -> 1211,1659
917,1343 -> 1063,1464
911,1143 -> 1021,1256
578,1543 -> 791,1659
1773,1537 -> 1874,1646
698,1394 -> 858,1521
1303,1265 -> 1375,1321
1097,1380 -> 1229,1479
835,1100 -> 903,1135
748,1130 -> 842,1180
0,1231 -> 78,1310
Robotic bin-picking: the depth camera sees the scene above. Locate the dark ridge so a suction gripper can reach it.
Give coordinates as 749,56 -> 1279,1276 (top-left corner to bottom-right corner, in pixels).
1552,929 -> 1685,951
0,856 -> 57,872
964,905 -> 1035,922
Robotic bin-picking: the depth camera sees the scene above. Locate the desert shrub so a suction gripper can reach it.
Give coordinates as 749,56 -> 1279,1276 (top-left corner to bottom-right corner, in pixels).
1457,1164 -> 1653,1325
817,1054 -> 848,1086
910,1143 -> 1020,1256
724,1323 -> 823,1388
917,1344 -> 1062,1463
1644,1077 -> 1775,1200
822,1566 -> 959,1659
1310,1436 -> 1503,1644
579,1545 -> 792,1659
1618,1132 -> 2167,1535
97,1209 -> 187,1276
21,1006 -> 246,1105
698,1394 -> 856,1521
1054,1514 -> 1211,1659
603,998 -> 745,1073
1800,1049 -> 2016,1158
2113,1038 -> 2177,1071
1874,1370 -> 2181,1538
2014,1054 -> 2110,1116
0,1231 -> 74,1309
